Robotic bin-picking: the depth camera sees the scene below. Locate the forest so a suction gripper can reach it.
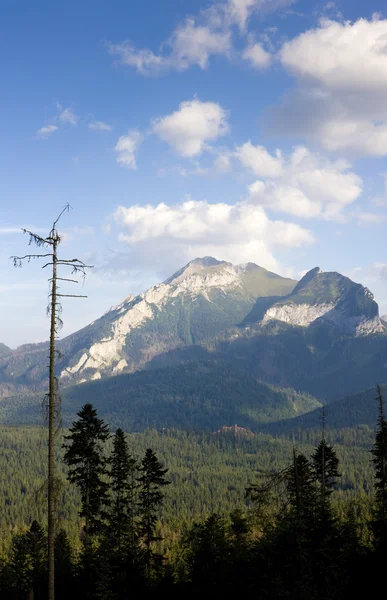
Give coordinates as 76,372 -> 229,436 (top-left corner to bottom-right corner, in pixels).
0,392 -> 386,599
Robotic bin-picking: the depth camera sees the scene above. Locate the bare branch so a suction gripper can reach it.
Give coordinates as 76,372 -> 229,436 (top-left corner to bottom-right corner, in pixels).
57,258 -> 92,266
10,253 -> 54,267
52,203 -> 71,231
49,277 -> 79,283
57,294 -> 88,298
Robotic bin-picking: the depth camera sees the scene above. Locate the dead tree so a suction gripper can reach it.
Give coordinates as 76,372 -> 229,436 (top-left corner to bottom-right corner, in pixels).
11,204 -> 92,600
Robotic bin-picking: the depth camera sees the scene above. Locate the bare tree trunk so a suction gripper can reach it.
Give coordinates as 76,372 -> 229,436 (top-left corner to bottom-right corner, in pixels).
48,238 -> 57,600
11,205 -> 92,600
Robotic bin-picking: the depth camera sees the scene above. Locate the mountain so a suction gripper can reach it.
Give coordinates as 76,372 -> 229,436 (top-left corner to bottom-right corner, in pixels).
382,315 -> 387,323
0,258 -> 296,389
0,258 -> 386,419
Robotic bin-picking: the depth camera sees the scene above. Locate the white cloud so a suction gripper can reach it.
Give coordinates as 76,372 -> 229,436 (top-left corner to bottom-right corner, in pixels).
375,263 -> 387,281
243,145 -> 362,219
273,18 -> 387,156
214,153 -> 232,173
114,130 -> 143,169
108,44 -> 166,76
113,198 -> 314,275
236,141 -> 283,177
36,125 -> 58,138
108,20 -> 231,76
152,99 -> 229,157
168,19 -> 232,70
242,43 -> 272,69
354,211 -> 387,226
108,0 -> 292,75
56,103 -> 78,126
280,18 -> 387,93
89,121 -> 112,131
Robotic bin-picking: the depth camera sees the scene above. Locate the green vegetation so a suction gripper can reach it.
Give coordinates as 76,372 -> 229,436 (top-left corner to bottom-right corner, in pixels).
0,421 -> 375,557
0,401 -> 384,598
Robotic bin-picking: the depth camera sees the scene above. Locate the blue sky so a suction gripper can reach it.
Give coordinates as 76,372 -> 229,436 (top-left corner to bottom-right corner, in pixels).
1,0 -> 387,347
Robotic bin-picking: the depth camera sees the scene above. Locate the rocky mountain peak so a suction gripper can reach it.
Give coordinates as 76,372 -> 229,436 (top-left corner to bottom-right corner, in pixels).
164,256 -> 231,285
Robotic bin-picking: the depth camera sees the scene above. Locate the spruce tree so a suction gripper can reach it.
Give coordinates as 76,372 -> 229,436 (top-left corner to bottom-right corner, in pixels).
54,530 -> 75,599
371,385 -> 387,548
311,408 -> 340,514
7,520 -> 47,599
312,441 -> 340,515
137,449 -> 170,570
285,450 -> 316,518
63,404 -> 110,537
186,514 -> 229,589
110,428 -> 139,552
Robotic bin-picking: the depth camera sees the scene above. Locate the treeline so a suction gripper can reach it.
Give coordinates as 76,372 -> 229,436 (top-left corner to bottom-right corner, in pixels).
1,393 -> 387,598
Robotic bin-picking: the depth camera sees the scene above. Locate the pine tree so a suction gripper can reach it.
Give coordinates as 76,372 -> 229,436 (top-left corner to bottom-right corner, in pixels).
63,404 -> 110,538
371,385 -> 387,548
137,449 -> 170,571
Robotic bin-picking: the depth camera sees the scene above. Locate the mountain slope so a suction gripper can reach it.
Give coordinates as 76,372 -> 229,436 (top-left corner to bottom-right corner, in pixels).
0,344 -> 11,359
261,383 -> 387,435
0,360 -> 321,430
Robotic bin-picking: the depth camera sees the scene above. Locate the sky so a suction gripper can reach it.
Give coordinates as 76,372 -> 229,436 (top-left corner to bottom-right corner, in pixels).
1,0 -> 387,347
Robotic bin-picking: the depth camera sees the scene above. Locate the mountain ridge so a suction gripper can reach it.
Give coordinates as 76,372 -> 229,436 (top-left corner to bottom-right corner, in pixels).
0,258 -> 386,415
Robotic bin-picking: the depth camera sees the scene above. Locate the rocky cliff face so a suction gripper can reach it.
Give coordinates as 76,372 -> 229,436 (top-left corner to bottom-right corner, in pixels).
263,303 -> 335,327
262,267 -> 385,336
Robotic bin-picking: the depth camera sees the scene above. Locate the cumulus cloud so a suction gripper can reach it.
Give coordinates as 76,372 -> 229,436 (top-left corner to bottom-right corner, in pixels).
36,125 -> 58,138
152,99 -> 229,157
240,144 -> 362,220
113,198 -> 314,275
89,121 -> 112,131
236,141 -> 283,177
114,130 -> 143,169
108,0 -> 292,75
242,43 -> 272,69
272,18 -> 387,156
280,18 -> 387,93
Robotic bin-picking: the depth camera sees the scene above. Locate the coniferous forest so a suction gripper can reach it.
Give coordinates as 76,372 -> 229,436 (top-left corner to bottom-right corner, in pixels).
0,393 -> 386,599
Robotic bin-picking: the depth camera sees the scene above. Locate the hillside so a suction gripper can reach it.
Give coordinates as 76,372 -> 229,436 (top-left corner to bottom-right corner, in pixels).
261,383 -> 387,435
0,360 -> 320,430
